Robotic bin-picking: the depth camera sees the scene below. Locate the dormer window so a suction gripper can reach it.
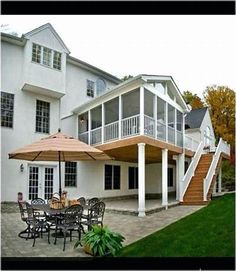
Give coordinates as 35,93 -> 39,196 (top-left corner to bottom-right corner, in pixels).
96,78 -> 106,96
32,43 -> 62,71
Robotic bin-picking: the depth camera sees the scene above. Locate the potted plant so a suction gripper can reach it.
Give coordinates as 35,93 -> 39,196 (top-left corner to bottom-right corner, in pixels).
74,225 -> 125,257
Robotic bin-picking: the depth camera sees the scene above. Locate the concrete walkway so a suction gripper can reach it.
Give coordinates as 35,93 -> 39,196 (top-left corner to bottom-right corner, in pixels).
1,204 -> 204,257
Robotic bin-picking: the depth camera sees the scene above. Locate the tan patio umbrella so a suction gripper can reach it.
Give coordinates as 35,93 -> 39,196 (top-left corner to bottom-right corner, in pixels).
9,129 -> 112,198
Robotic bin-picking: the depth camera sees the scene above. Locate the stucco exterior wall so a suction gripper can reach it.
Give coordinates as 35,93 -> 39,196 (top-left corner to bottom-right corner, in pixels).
61,62 -> 117,117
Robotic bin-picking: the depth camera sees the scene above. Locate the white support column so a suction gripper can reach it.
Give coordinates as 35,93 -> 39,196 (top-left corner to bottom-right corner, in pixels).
140,86 -> 144,135
174,108 -> 177,146
154,95 -> 157,139
101,103 -> 104,144
218,166 -> 222,193
178,153 -> 185,201
173,155 -> 179,201
165,102 -> 168,142
138,143 -> 146,217
88,110 -> 91,145
119,95 -> 122,139
162,148 -> 168,208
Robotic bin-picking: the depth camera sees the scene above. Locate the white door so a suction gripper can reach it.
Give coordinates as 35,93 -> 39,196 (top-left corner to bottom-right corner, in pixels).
28,165 -> 58,201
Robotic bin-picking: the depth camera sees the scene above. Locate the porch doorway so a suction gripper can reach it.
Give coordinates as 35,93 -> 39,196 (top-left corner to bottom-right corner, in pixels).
28,165 -> 58,201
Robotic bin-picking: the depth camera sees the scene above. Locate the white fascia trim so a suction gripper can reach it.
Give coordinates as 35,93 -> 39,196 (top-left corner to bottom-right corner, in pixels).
61,113 -> 74,120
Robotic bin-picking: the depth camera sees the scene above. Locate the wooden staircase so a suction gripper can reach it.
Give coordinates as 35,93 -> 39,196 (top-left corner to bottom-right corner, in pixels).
182,153 -> 214,205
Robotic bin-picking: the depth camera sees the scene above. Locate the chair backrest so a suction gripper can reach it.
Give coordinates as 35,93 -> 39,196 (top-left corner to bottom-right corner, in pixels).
25,202 -> 36,225
31,198 -> 46,205
64,204 -> 84,226
77,197 -> 86,206
88,197 -> 99,207
89,201 -> 105,221
18,201 -> 27,222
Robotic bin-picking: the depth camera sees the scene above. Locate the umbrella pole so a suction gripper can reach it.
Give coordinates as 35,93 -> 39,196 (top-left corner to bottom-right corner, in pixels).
59,151 -> 62,199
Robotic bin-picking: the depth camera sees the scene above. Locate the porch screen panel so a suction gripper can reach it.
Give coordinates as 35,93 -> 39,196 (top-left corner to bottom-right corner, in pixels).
78,112 -> 89,143
28,166 -> 39,200
122,89 -> 140,119
156,97 -> 166,141
168,104 -> 175,144
144,90 -> 154,118
91,106 -> 102,144
104,98 -> 119,141
177,110 -> 183,147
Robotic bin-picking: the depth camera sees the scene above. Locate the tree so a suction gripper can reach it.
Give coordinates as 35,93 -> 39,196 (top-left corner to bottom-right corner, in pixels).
182,90 -> 204,109
121,75 -> 133,81
204,85 -> 235,149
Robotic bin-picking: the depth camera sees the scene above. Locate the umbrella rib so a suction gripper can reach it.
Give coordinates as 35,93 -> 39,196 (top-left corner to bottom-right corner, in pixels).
32,151 -> 42,162
85,152 -> 96,160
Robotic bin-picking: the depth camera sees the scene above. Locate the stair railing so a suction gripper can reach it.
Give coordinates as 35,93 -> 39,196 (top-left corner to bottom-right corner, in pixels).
180,141 -> 204,201
203,138 -> 230,201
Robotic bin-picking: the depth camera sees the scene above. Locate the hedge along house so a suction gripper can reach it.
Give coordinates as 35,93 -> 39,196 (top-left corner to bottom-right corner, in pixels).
1,23 -> 230,216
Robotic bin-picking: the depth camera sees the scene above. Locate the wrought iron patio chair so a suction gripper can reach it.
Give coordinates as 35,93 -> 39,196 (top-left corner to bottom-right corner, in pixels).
88,197 -> 100,207
77,197 -> 86,207
25,202 -> 50,247
18,201 -> 33,239
53,204 -> 84,251
81,201 -> 105,231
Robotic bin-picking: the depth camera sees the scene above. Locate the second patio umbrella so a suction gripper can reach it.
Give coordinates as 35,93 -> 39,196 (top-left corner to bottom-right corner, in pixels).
8,129 -> 112,198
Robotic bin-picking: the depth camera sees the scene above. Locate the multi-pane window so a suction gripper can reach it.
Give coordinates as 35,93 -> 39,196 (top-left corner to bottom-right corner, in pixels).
1,92 -> 14,128
105,165 -> 120,190
36,100 -> 50,133
32,43 -> 41,63
96,78 -> 106,96
32,43 -> 62,70
87,80 -> 95,97
43,47 -> 52,67
128,167 -> 138,189
168,168 -> 174,187
53,51 -> 62,70
65,162 -> 77,187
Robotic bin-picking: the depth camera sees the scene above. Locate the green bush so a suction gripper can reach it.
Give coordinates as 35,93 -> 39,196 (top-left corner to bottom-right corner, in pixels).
222,160 -> 235,191
74,225 -> 125,257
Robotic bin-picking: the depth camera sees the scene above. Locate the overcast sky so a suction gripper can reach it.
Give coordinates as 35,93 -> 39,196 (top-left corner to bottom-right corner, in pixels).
1,15 -> 236,98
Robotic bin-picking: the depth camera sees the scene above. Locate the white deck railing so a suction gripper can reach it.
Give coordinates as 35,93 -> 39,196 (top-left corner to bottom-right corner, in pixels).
144,115 -> 155,138
168,126 -> 175,145
176,130 -> 183,147
156,120 -> 166,141
104,121 -> 119,142
121,114 -> 140,138
203,138 -> 230,201
180,141 -> 204,201
79,131 -> 89,144
90,127 -> 102,145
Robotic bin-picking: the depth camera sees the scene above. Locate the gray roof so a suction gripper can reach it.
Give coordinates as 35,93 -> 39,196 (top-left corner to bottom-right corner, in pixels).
185,107 -> 208,129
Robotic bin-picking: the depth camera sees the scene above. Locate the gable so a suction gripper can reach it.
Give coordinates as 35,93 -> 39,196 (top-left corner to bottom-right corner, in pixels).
24,23 -> 70,54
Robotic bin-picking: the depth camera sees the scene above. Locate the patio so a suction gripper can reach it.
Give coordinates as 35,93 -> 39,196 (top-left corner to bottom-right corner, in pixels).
103,197 -> 179,215
1,202 -> 204,257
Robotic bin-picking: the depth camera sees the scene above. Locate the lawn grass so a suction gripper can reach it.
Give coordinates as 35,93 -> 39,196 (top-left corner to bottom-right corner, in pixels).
118,193 -> 235,257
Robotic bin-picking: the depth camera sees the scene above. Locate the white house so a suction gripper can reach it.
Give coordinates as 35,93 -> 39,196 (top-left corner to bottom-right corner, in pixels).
1,23 -> 230,216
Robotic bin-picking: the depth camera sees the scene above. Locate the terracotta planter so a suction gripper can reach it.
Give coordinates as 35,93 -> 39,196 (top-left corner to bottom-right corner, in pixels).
83,244 -> 94,256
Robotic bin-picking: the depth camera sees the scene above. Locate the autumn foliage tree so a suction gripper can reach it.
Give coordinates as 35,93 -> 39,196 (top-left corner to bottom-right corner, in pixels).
182,90 -> 204,109
204,85 -> 235,149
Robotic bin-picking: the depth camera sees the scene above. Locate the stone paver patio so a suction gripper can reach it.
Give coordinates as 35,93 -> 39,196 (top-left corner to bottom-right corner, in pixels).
1,203 -> 204,257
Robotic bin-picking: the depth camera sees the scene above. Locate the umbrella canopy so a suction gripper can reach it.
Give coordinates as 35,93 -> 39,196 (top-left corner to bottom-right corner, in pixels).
9,129 -> 112,197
